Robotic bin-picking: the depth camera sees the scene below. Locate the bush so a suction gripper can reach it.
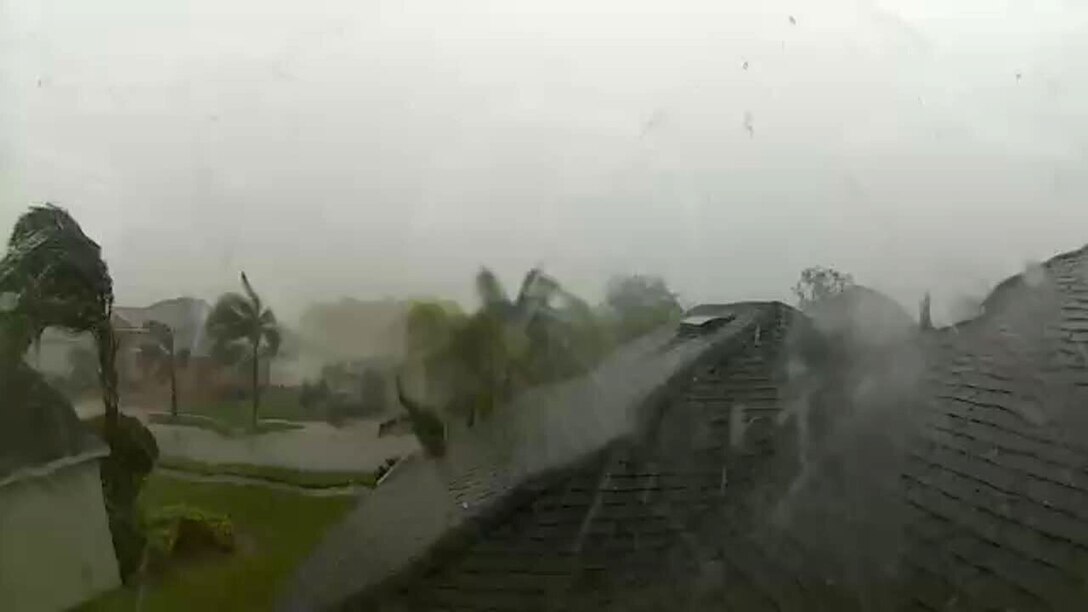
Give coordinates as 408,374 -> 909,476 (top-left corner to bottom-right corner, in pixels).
144,504 -> 235,572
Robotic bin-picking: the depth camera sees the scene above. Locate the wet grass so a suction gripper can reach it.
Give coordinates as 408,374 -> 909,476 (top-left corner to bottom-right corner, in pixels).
158,457 -> 378,489
148,413 -> 305,437
180,387 -> 319,429
77,473 -> 355,612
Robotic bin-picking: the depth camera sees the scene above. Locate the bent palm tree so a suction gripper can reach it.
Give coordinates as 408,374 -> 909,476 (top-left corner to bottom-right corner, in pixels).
0,204 -> 119,435
0,205 -> 158,578
140,320 -> 189,417
206,272 -> 280,429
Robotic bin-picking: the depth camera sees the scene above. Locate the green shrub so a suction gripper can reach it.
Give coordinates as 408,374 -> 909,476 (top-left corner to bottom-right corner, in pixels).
144,504 -> 235,572
158,457 -> 378,489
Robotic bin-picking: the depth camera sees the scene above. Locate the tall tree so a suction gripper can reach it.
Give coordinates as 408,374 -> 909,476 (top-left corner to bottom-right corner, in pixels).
401,267 -> 596,430
206,272 -> 281,429
792,266 -> 855,309
140,320 -> 189,417
604,274 -> 682,342
919,292 -> 934,331
0,205 -> 119,435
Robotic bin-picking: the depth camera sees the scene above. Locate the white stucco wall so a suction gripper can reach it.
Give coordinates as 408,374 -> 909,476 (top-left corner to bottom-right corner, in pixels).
0,458 -> 120,612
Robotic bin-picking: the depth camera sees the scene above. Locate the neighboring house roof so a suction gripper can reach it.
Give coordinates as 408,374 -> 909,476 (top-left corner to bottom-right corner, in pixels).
111,307 -> 147,330
114,297 -> 213,356
684,303 -> 740,318
1,362 -> 106,486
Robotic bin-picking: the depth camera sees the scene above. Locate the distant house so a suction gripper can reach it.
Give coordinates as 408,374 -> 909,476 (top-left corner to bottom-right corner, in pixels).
0,371 -> 119,610
25,311 -> 148,386
118,297 -> 270,399
28,296 -> 268,404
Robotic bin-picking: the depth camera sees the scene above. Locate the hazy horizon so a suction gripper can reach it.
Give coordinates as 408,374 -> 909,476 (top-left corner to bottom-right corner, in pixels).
4,0 -> 1088,323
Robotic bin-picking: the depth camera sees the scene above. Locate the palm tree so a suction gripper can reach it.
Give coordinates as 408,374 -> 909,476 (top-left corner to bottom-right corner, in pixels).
404,267 -> 590,428
205,272 -> 281,429
472,266 -> 598,389
0,204 -> 119,436
140,320 -> 189,417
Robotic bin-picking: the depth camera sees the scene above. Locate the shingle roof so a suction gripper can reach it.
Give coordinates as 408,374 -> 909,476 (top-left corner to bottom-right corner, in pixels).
289,246 -> 1088,612
280,304 -> 776,611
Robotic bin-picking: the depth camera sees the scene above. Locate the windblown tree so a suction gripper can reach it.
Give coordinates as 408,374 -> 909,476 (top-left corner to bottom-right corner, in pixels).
139,320 -> 189,417
401,267 -> 601,431
792,266 -> 855,310
604,274 -> 682,343
919,292 -> 934,331
0,204 -> 157,578
206,272 -> 281,429
0,205 -> 122,433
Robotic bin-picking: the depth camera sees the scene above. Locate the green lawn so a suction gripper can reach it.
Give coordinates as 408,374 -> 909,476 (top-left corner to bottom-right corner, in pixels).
180,387 -> 319,429
78,473 -> 355,612
159,457 -> 378,489
148,413 -> 304,437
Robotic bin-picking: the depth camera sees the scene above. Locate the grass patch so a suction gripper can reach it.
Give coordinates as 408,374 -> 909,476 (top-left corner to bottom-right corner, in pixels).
252,420 -> 305,434
77,473 -> 355,612
148,413 -> 305,437
182,387 -> 318,429
159,457 -> 378,489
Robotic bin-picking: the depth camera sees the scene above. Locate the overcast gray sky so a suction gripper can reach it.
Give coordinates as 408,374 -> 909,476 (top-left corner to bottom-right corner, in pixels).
3,0 -> 1087,322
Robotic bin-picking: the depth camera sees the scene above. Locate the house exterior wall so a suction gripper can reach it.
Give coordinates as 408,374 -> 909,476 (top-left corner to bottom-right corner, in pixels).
0,458 -> 120,612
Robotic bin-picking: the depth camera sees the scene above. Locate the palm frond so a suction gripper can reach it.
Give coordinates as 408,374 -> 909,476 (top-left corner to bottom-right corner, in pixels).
0,204 -> 112,351
206,293 -> 254,342
515,268 -> 543,308
475,267 -> 509,310
260,315 -> 281,357
240,271 -> 261,313
210,337 -> 249,365
514,268 -> 560,323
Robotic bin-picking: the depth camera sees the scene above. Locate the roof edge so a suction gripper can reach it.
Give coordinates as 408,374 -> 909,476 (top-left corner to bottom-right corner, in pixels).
0,444 -> 109,490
